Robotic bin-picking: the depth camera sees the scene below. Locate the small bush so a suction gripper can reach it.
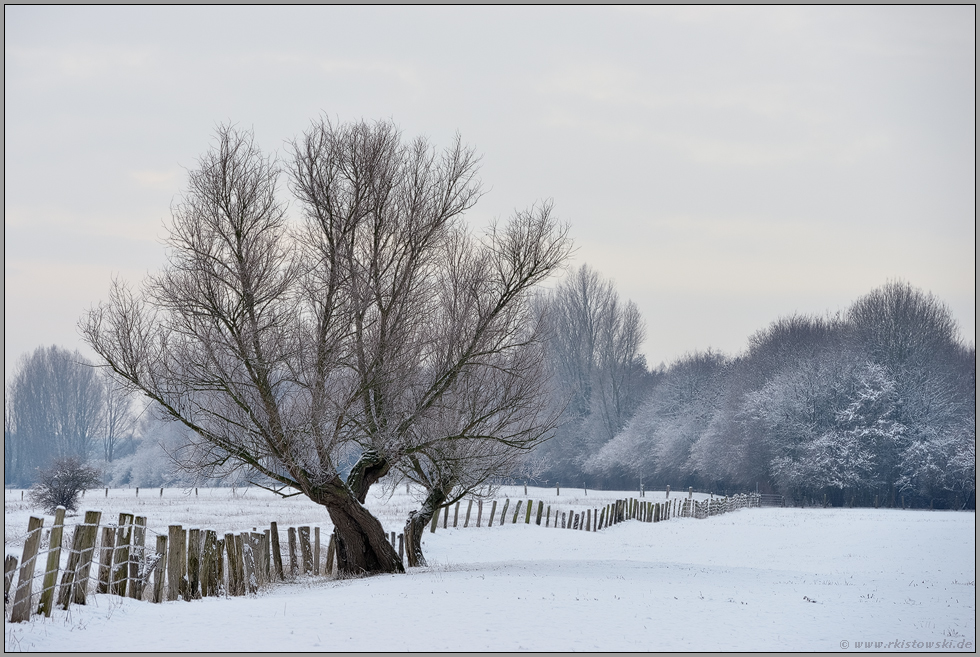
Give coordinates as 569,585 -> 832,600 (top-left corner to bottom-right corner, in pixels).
28,456 -> 102,513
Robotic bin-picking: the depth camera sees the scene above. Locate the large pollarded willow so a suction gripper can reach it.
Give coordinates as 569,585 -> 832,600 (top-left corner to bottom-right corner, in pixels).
82,119 -> 571,575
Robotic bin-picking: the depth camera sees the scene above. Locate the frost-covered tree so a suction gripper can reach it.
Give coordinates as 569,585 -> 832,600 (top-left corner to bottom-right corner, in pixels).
585,349 -> 729,488
532,264 -> 654,485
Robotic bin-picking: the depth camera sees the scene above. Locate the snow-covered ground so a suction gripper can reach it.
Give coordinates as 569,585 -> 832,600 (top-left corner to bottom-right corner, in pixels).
4,486 -> 976,651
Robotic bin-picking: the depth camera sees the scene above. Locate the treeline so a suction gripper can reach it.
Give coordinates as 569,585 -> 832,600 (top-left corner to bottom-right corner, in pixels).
4,346 -> 140,487
535,276 -> 975,510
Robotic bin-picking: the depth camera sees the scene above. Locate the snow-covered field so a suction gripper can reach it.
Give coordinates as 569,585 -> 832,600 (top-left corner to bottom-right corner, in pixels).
4,486 -> 976,652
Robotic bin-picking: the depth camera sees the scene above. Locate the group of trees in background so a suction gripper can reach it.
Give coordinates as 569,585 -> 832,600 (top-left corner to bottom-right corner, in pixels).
583,281 -> 975,510
4,345 -> 140,487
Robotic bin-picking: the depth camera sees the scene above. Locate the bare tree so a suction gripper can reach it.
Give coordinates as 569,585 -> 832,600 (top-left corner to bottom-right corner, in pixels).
532,264 -> 653,484
290,119 -> 571,566
100,371 -> 139,463
82,120 -> 570,575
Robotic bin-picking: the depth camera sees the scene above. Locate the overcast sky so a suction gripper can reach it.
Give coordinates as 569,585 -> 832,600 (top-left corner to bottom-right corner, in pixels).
4,6 -> 975,379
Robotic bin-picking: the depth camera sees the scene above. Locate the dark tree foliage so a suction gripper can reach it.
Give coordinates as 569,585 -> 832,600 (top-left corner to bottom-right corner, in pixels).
28,456 -> 102,513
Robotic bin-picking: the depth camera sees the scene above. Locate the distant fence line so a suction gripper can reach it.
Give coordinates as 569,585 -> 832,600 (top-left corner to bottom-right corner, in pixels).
5,492 -> 761,622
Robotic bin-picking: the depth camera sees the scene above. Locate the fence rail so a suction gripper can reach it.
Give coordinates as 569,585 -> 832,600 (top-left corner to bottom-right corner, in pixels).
5,492 -> 761,622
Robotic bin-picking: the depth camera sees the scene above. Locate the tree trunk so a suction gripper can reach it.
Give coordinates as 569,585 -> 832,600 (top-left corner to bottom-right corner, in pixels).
309,475 -> 403,576
346,450 -> 391,504
403,488 -> 447,568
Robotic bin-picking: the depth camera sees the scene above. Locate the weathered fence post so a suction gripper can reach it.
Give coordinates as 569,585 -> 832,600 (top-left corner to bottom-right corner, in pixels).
443,505 -> 449,529
463,500 -> 473,528
4,555 -> 18,604
396,534 -> 403,564
299,526 -> 313,574
287,527 -> 298,577
314,528 -> 321,576
223,533 -> 240,595
167,525 -> 183,601
326,534 -> 337,576
216,537 -> 225,593
178,527 -> 189,599
242,533 -> 258,593
187,528 -> 201,599
524,500 -> 533,524
38,506 -> 66,616
512,500 -> 522,524
10,516 -> 44,622
476,500 -> 483,528
430,510 -> 440,533
270,522 -> 284,581
489,500 -> 498,527
130,516 -> 147,600
500,499 -> 510,526
97,526 -> 116,594
536,501 -> 544,525
200,529 -> 217,596
62,510 -> 101,607
453,502 -> 460,528
152,534 -> 167,603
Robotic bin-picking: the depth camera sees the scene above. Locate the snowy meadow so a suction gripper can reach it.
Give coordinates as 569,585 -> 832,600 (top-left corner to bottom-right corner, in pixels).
4,486 -> 976,652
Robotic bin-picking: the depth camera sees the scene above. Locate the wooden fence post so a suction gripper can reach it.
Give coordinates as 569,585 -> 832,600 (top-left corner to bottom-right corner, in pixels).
10,516 -> 44,622
326,534 -> 337,577
200,530 -> 218,596
224,533 -> 241,595
187,528 -> 201,599
396,534 -> 403,564
525,500 -> 533,524
4,555 -> 18,604
536,501 -> 544,525
152,535 -> 167,603
443,505 -> 449,529
38,506 -> 66,616
178,527 -> 189,600
314,528 -> 321,576
64,510 -> 100,607
453,502 -> 460,528
500,499 -> 510,526
430,510 -> 440,533
216,538 -> 225,593
512,500 -> 522,524
546,505 -> 551,527
270,522 -> 284,581
97,526 -> 116,594
299,526 -> 313,574
167,525 -> 183,601
288,527 -> 299,577
242,533 -> 258,593
476,500 -> 483,528
130,516 -> 147,600
489,500 -> 498,527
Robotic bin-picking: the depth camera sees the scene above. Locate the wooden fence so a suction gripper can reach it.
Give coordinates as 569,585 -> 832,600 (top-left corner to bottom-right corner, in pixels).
3,508 -> 355,623
423,492 -> 762,535
5,492 -> 761,622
